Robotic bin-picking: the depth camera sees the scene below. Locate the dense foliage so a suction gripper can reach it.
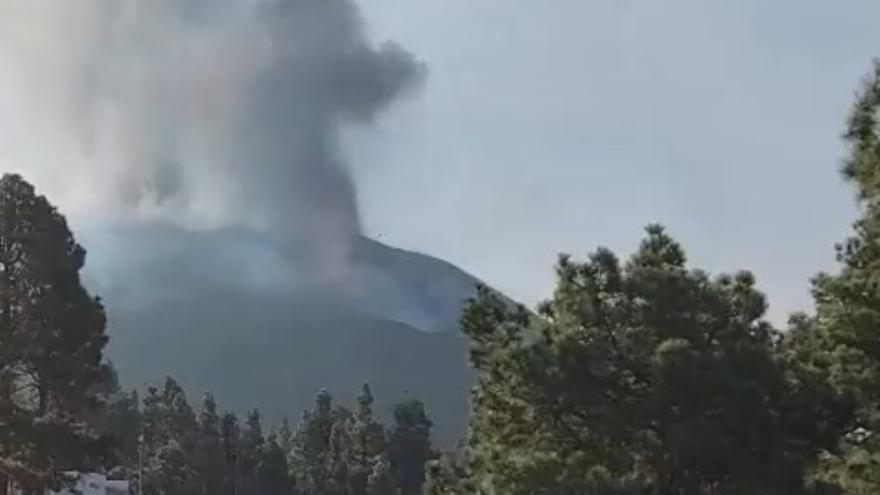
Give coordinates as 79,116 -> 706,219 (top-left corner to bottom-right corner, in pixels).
0,174 -> 114,493
442,227 -> 847,495
108,378 -> 437,495
780,61 -> 880,494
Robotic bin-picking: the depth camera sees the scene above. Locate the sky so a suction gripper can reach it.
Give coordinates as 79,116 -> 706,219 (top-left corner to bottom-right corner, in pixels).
348,0 -> 880,323
0,1 -> 877,324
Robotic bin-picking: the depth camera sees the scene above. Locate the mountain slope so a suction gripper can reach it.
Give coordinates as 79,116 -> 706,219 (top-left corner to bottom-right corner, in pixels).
106,296 -> 473,444
87,224 -> 481,444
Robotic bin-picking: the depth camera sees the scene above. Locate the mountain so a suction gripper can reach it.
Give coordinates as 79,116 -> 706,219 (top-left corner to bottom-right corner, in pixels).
84,224 -> 480,444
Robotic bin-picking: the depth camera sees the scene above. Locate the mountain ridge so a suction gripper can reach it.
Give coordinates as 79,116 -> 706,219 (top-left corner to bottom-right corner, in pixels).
86,224 -> 482,444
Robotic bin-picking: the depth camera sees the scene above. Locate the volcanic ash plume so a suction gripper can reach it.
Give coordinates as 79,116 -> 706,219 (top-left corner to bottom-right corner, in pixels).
0,0 -> 424,250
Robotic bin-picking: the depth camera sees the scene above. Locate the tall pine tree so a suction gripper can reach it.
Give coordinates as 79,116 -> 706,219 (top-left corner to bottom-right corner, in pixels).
0,174 -> 113,492
387,399 -> 435,495
196,393 -> 225,495
139,377 -> 200,495
290,390 -> 338,495
347,384 -> 386,495
220,412 -> 241,495
783,61 -> 880,494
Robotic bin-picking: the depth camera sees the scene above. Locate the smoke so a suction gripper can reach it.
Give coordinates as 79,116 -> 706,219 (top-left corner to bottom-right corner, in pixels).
0,2 -> 478,436
0,0 -> 473,335
0,0 -> 424,250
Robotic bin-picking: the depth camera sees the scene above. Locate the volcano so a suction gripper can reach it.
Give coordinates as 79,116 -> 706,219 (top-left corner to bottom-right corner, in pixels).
86,224 -> 480,444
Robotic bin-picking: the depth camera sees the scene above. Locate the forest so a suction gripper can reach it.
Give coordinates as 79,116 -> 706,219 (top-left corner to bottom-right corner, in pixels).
2,61 -> 880,495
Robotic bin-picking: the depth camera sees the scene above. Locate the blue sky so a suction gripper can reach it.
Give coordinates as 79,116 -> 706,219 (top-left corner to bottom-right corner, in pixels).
348,0 -> 880,323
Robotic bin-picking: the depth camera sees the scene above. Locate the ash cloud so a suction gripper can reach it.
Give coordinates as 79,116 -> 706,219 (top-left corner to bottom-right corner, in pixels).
0,0 -> 424,249
0,0 -> 473,336
0,0 -> 492,338
0,0 -> 479,338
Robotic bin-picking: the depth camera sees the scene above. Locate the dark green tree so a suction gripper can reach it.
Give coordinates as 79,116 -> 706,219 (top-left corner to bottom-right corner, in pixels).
782,61 -> 880,494
287,385 -> 418,495
422,456 -> 467,495
196,393 -> 226,495
458,226 -> 844,494
290,389 -> 339,495
221,412 -> 241,495
387,399 -> 435,495
239,409 -> 265,494
257,432 -> 294,495
0,174 -> 113,492
278,417 -> 294,456
347,384 -> 386,495
328,407 -> 353,495
366,455 -> 395,495
94,363 -> 140,477
139,377 -> 200,495
106,376 -> 423,495
104,388 -> 141,477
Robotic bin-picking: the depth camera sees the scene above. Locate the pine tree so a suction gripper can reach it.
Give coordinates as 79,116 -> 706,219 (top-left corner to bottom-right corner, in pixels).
257,432 -> 294,495
278,417 -> 294,457
366,455 -> 395,495
96,363 -> 141,476
105,388 -> 141,476
459,226 -> 844,494
290,389 -> 339,495
422,457 -> 465,495
238,409 -> 265,494
387,399 -> 434,495
139,377 -> 200,495
110,378 -> 416,495
221,412 -> 241,495
347,384 -> 386,495
328,408 -> 353,495
289,386 -> 410,495
196,393 -> 225,495
0,174 -> 114,491
783,61 -> 880,494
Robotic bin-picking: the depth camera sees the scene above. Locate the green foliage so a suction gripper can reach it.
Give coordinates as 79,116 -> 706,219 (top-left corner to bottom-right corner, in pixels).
781,60 -> 880,494
289,384 -> 434,495
388,399 -> 436,495
0,174 -> 114,490
290,389 -> 338,495
366,455 -> 395,495
278,418 -> 294,456
220,411 -> 240,494
195,393 -> 226,495
239,409 -> 266,494
258,433 -> 293,495
423,456 -> 467,495
115,380 -> 435,495
139,378 -> 200,495
130,378 -> 297,495
349,384 -> 387,494
457,226 -> 845,494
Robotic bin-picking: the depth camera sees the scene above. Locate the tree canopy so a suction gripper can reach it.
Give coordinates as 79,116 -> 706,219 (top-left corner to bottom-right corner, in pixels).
451,225 -> 849,494
0,174 -> 114,492
779,60 -> 880,494
112,378 -> 436,495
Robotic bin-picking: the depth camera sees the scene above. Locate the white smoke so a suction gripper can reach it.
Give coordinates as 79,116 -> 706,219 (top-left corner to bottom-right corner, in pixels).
0,0 -> 424,246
